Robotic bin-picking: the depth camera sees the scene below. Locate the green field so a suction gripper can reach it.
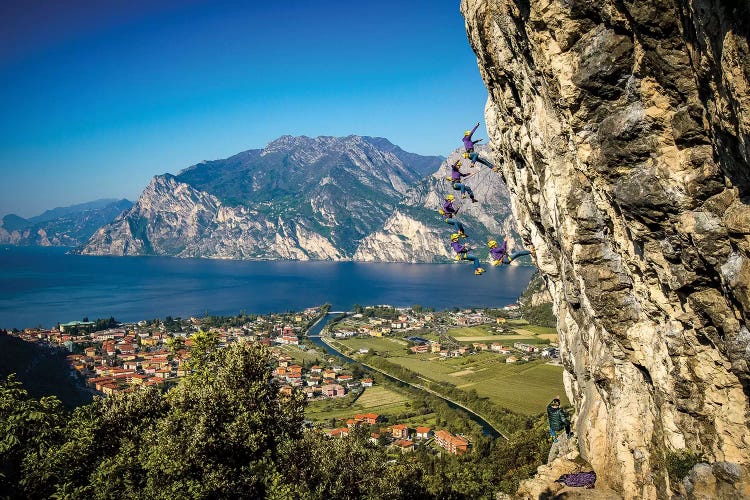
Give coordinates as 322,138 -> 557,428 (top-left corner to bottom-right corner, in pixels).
455,336 -> 540,344
446,324 -> 557,342
306,385 -> 412,422
395,355 -> 565,415
330,336 -> 407,356
336,339 -> 567,415
516,325 -> 557,336
332,321 -> 565,415
446,325 -> 499,337
275,344 -> 325,364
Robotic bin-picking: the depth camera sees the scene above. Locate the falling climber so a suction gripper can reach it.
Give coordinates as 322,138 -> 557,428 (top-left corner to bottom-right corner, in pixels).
488,238 -> 534,266
450,233 -> 485,275
462,122 -> 496,170
448,160 -> 478,202
438,194 -> 468,238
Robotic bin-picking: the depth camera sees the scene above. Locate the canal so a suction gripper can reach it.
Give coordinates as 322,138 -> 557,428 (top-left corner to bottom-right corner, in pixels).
306,313 -> 504,439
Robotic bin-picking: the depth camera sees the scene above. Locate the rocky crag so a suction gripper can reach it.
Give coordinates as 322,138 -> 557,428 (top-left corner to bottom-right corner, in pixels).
462,0 -> 750,497
78,136 -> 521,262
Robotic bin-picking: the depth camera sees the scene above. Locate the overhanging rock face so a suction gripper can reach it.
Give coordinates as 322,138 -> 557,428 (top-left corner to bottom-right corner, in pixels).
461,0 -> 749,497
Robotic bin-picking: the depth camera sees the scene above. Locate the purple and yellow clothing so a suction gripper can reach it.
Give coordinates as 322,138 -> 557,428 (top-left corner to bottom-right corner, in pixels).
463,123 -> 480,151
442,200 -> 457,217
451,241 -> 468,254
450,163 -> 475,198
490,241 -> 508,261
451,166 -> 469,182
451,241 -> 480,270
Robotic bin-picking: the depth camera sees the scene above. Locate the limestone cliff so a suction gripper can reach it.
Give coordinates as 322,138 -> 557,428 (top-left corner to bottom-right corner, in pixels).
79,175 -> 344,260
462,0 -> 750,497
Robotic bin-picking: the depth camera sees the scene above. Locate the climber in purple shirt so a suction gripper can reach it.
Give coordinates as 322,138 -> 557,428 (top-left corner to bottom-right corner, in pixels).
451,233 -> 484,275
463,122 -> 482,152
462,122 -> 496,170
449,160 -> 478,202
439,194 -> 467,237
488,238 -> 534,266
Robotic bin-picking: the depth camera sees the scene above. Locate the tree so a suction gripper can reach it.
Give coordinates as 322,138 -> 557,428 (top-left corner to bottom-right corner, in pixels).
22,386 -> 167,499
165,335 -> 185,358
0,375 -> 65,498
186,329 -> 218,372
140,343 -> 306,498
283,427 -> 428,499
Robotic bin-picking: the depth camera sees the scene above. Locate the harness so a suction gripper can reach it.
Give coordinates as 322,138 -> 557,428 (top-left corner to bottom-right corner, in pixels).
439,209 -> 454,218
453,243 -> 468,260
446,173 -> 463,191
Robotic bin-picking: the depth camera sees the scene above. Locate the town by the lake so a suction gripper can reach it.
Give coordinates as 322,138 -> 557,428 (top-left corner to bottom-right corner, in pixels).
2,302 -> 566,456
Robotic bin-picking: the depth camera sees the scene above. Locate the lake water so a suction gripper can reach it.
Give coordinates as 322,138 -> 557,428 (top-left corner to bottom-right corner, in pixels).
0,246 -> 536,329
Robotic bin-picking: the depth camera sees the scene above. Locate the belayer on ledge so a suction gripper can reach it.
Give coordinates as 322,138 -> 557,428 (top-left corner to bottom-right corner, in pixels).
438,194 -> 468,238
546,396 -> 574,463
462,121 -> 496,170
450,233 -> 485,275
448,160 -> 478,203
488,238 -> 534,266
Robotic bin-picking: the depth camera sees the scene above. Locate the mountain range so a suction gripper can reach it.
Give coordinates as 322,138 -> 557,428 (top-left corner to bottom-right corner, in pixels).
19,135 -> 521,262
0,199 -> 133,247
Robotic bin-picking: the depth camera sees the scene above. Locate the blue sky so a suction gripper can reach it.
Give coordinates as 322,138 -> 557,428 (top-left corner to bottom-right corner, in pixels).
0,0 -> 489,218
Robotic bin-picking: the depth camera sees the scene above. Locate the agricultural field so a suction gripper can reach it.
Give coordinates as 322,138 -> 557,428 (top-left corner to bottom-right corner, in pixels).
446,322 -> 558,345
306,385 -> 412,422
329,321 -> 564,415
454,335 -> 538,343
445,325 -> 499,338
334,336 -> 407,356
374,351 -> 567,415
445,324 -> 557,340
275,344 -> 325,364
512,324 -> 558,339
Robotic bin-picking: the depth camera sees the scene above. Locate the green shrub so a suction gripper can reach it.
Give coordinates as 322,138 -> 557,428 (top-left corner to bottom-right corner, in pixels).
665,449 -> 705,486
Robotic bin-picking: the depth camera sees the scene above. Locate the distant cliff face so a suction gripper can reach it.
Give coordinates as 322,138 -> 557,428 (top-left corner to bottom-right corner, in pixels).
462,0 -> 750,497
0,200 -> 132,247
